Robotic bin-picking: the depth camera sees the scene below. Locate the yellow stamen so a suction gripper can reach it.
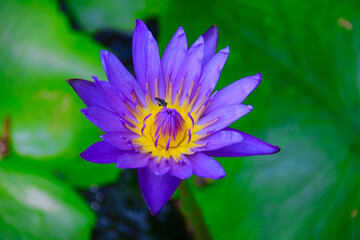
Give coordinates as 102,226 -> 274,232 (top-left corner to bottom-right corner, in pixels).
125,102 -> 140,118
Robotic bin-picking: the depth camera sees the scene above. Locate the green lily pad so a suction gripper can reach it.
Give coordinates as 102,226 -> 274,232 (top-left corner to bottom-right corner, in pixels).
0,160 -> 95,240
159,0 -> 360,239
0,0 -> 120,187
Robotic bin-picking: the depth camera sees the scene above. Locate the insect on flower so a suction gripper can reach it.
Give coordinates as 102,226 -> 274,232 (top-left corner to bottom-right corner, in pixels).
154,97 -> 167,107
68,20 -> 280,215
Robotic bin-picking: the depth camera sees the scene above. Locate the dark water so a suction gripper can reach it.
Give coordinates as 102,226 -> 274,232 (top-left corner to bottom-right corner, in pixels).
81,170 -> 190,240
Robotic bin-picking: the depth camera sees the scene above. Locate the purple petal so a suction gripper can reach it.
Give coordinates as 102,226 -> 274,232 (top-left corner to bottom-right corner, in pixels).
172,36 -> 204,105
202,25 -> 219,66
81,106 -> 127,132
138,167 -> 181,215
192,46 -> 229,110
132,19 -> 149,91
148,157 -> 171,175
168,156 -> 192,179
187,153 -> 225,179
197,104 -> 252,135
132,79 -> 147,106
116,152 -> 150,169
204,127 -> 280,157
145,31 -> 165,100
195,128 -> 244,151
100,131 -> 138,150
161,26 -> 187,86
204,73 -> 261,115
81,141 -> 122,164
100,50 -> 135,98
95,79 -> 138,122
67,79 -> 108,108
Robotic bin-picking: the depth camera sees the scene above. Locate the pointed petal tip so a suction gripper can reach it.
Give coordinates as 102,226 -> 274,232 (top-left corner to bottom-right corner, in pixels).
147,30 -> 157,41
194,35 -> 204,46
204,128 -> 281,157
247,105 -> 253,111
204,24 -> 219,37
274,146 -> 281,153
79,151 -> 85,160
176,26 -> 185,35
148,206 -> 162,216
79,150 -> 95,163
100,49 -> 108,56
138,168 -> 181,216
220,46 -> 230,54
135,19 -> 146,26
66,78 -> 84,86
218,171 -> 226,179
135,19 -> 149,32
254,73 -> 262,80
99,50 -> 109,64
210,24 -> 219,31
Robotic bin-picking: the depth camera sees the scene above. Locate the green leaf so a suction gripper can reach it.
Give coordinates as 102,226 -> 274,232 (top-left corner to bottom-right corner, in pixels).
159,0 -> 360,239
0,160 -> 95,240
0,0 -> 120,187
63,0 -> 166,34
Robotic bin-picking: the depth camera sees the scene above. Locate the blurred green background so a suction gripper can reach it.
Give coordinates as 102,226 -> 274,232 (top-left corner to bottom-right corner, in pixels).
1,0 -> 359,239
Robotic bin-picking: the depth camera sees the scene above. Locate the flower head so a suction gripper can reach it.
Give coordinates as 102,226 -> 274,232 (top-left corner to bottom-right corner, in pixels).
68,20 -> 280,215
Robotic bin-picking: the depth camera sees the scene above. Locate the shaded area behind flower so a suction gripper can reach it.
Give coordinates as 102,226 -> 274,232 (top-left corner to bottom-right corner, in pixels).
81,169 -> 191,240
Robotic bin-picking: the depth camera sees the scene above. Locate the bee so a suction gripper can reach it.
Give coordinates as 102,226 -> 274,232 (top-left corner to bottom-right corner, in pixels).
155,97 -> 167,107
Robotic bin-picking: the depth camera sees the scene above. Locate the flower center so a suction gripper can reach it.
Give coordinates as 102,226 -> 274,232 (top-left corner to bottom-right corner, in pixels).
152,108 -> 186,148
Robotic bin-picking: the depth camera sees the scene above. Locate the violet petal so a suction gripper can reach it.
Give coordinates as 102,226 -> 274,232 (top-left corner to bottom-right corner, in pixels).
161,26 -> 187,86
192,46 -> 229,110
138,167 -> 181,215
197,104 -> 252,135
204,73 -> 261,115
146,31 -> 165,99
168,156 -> 193,179
100,50 -> 135,98
132,19 -> 149,91
116,152 -> 150,169
80,141 -> 122,164
187,153 -> 225,179
204,127 -> 280,157
148,157 -> 171,175
195,128 -> 244,151
67,79 -> 108,108
81,106 -> 127,132
95,79 -> 138,122
172,36 -> 204,105
202,25 -> 219,66
100,131 -> 139,150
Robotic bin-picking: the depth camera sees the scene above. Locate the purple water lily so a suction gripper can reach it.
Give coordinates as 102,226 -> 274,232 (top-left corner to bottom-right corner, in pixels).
68,20 -> 280,215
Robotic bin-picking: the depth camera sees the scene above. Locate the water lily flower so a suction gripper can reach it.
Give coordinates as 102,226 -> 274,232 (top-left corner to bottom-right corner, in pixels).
68,20 -> 280,215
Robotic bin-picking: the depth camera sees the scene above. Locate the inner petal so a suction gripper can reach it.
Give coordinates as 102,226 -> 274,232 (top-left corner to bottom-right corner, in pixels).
152,108 -> 186,147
